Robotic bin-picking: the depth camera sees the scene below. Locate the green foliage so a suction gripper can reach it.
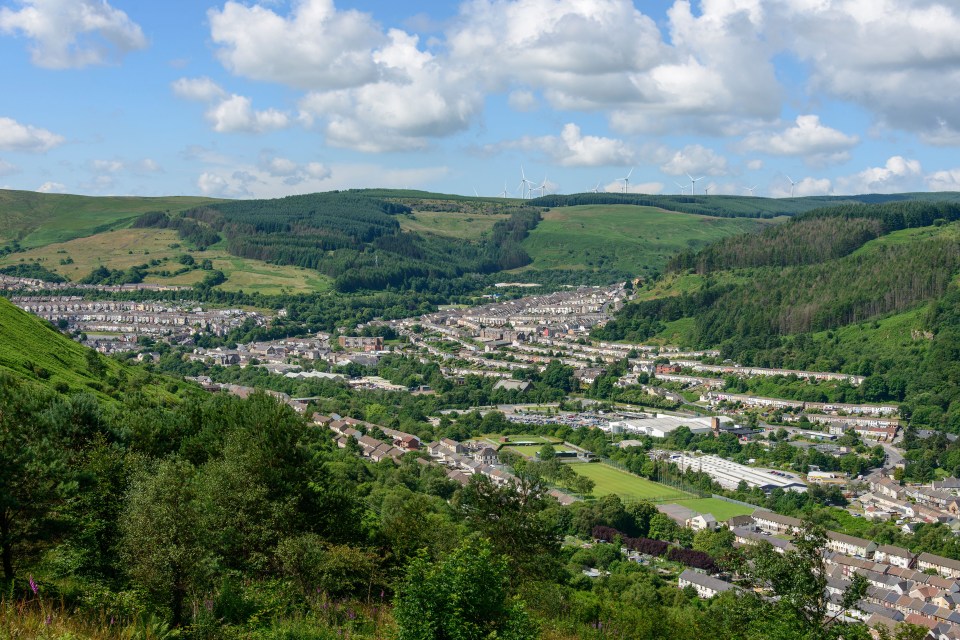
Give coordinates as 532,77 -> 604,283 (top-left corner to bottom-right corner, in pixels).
0,261 -> 67,282
394,538 -> 537,640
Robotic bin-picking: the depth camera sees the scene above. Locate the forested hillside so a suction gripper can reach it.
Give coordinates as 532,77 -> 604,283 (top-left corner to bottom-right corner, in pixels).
135,192 -> 541,292
597,201 -> 960,431
530,190 -> 960,219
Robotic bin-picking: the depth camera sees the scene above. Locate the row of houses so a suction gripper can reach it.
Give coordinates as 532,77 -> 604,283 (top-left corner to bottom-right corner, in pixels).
680,509 -> 960,638
703,391 -> 899,417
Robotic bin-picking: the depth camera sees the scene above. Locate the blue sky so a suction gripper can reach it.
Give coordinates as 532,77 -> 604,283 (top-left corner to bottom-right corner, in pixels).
2,0 -> 960,199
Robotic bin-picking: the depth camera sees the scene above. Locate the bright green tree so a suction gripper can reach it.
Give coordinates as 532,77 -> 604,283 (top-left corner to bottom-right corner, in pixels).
394,537 -> 537,640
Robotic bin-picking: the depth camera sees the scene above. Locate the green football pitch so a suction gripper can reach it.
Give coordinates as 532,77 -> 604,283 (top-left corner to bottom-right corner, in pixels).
572,463 -> 692,502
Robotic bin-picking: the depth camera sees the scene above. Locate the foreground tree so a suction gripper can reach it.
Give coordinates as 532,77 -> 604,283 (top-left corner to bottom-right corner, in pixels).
121,458 -> 207,626
394,537 -> 537,640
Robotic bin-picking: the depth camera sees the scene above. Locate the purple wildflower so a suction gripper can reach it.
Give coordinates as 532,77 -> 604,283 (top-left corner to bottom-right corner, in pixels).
45,615 -> 51,626
28,575 -> 38,595
204,599 -> 214,613
110,617 -> 115,626
380,589 -> 385,600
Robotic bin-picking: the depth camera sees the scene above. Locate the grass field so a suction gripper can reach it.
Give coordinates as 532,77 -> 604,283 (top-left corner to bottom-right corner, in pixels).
399,210 -> 508,240
498,435 -> 561,444
507,444 -> 578,458
0,228 -> 332,295
0,189 -> 221,248
572,463 -> 692,502
673,498 -> 755,521
520,205 -> 772,277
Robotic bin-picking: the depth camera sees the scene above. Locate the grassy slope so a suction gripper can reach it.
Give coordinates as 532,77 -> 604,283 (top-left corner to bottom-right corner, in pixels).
0,189 -> 222,248
0,297 -> 125,398
0,228 -> 333,295
521,205 -> 773,277
399,210 -> 509,240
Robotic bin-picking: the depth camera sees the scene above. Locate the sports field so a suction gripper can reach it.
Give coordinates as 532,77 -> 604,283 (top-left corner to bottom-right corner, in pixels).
572,463 -> 692,502
507,444 -> 578,458
674,498 -> 755,521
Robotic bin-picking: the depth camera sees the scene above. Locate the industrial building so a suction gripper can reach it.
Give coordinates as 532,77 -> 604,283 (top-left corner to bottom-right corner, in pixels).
671,453 -> 807,493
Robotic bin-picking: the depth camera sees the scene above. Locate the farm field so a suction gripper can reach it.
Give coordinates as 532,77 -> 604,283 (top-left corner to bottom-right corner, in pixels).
520,205 -> 772,279
572,463 -> 692,502
0,228 -> 332,295
673,498 -> 755,521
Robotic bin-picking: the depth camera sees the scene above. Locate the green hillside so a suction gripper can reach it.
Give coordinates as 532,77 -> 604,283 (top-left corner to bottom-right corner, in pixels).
519,205 -> 774,282
0,189 -> 221,248
531,191 -> 960,219
0,297 -> 180,402
597,200 -> 960,431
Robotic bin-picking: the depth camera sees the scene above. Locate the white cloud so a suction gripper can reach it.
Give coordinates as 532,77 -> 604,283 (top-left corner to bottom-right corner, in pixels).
492,123 -> 635,167
0,0 -> 146,69
657,144 -> 728,177
926,168 -> 960,192
36,180 -> 66,193
747,159 -> 764,171
741,115 -> 859,164
780,0 -> 960,143
0,116 -> 64,152
835,156 -> 923,194
91,157 -> 162,175
0,159 -> 18,176
208,0 -> 384,90
197,157 -> 448,199
205,95 -> 290,134
171,77 -> 226,102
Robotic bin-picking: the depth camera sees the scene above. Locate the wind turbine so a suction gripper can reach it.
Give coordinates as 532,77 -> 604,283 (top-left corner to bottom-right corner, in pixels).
498,183 -> 509,198
590,182 -> 601,193
674,182 -> 688,195
517,166 -> 535,199
618,167 -> 634,193
786,176 -> 797,197
534,176 -> 549,198
687,172 -> 704,195
473,187 -> 479,197
704,185 -> 712,196
743,185 -> 758,196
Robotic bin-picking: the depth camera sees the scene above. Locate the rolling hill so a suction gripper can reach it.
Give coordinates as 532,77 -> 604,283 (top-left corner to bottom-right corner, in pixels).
4,187 -> 960,294
596,199 -> 960,431
0,189 -> 221,248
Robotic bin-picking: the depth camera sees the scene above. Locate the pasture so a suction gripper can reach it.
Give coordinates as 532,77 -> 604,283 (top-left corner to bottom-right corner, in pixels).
0,228 -> 332,295
0,189 -> 220,248
572,463 -> 692,502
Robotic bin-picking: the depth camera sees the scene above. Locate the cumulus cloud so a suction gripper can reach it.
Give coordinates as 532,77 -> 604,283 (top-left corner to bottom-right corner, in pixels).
835,156 -> 924,194
770,176 -> 833,198
206,95 -> 290,134
36,180 -> 66,193
781,0 -> 960,143
91,157 -> 162,174
0,116 -> 64,152
741,115 -> 859,164
171,77 -> 226,102
0,0 -> 146,68
208,0 -> 384,90
656,144 -> 728,177
491,123 -> 635,167
926,168 -> 960,192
